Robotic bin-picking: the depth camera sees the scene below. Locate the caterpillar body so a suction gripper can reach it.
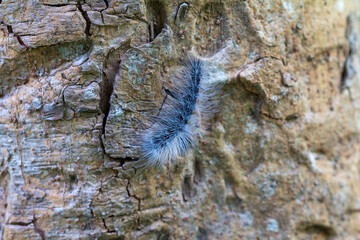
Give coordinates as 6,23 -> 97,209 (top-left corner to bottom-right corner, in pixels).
140,58 -> 220,170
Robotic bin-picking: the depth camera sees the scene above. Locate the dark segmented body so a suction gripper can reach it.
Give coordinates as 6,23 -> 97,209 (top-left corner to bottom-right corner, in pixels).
151,59 -> 202,149
140,58 -> 219,170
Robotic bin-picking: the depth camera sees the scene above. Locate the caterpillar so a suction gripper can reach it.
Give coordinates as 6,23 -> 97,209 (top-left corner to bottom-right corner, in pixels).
140,58 -> 221,170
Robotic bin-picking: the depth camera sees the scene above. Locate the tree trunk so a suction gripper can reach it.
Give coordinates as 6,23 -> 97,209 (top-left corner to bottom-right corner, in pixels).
1,0 -> 360,239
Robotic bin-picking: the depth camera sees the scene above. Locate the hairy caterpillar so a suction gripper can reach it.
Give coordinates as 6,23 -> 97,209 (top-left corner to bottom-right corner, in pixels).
140,58 -> 221,170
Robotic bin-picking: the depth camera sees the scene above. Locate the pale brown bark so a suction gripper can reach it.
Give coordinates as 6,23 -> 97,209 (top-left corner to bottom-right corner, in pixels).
1,0 -> 360,239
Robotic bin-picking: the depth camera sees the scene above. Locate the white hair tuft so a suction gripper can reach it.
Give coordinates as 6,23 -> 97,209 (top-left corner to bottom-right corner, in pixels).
139,58 -> 221,171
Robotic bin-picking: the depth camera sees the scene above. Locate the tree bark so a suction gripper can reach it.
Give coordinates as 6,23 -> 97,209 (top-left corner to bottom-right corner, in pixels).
1,0 -> 360,239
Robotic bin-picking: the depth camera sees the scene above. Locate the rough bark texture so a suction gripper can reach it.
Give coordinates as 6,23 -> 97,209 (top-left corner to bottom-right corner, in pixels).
1,0 -> 360,239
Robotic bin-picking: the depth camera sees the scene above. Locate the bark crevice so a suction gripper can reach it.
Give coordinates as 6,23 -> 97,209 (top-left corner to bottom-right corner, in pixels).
76,1 -> 92,37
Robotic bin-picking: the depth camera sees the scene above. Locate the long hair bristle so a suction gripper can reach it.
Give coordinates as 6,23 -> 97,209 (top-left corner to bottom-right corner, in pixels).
139,57 -> 221,171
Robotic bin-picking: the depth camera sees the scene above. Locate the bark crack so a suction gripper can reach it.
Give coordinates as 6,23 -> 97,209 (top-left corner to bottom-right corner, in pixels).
99,0 -> 109,24
76,1 -> 92,37
42,4 -> 69,7
259,111 -> 284,124
8,221 -> 32,226
32,215 -> 46,240
15,130 -> 26,185
14,102 -> 27,185
102,0 -> 109,9
0,21 -> 30,50
126,180 -> 142,211
102,217 -> 116,233
99,42 -> 137,166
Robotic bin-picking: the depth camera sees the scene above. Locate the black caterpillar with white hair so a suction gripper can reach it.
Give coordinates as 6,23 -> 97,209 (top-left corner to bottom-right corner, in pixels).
140,58 -> 220,170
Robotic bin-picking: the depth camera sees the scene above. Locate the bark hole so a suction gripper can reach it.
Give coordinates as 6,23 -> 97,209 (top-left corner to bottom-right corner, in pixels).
194,158 -> 203,184
197,227 -> 209,240
147,0 -> 167,41
182,174 -> 196,201
101,42 -> 131,135
303,224 -> 336,237
175,3 -> 189,27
